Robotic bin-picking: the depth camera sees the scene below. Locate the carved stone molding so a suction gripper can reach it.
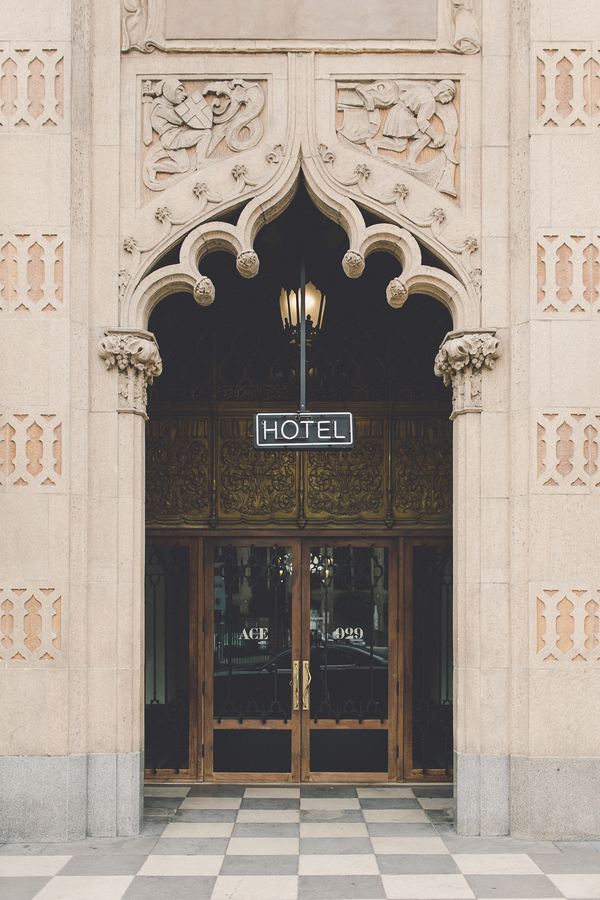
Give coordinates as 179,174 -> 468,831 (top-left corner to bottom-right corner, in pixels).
535,411 -> 600,492
99,329 -> 162,417
434,330 -> 500,419
121,0 -> 479,54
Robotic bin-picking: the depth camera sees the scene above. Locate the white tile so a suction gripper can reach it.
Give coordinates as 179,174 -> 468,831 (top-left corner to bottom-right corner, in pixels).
548,874 -> 600,898
33,876 -> 135,900
300,823 -> 368,838
162,822 -> 234,838
226,837 -> 299,855
299,854 -> 380,875
357,787 -> 415,798
144,785 -> 191,797
371,837 -> 450,855
212,875 -> 298,899
300,798 -> 360,809
180,798 -> 242,809
138,855 -> 223,876
363,809 -> 430,823
418,798 -> 455,810
454,854 -> 543,875
382,874 -> 475,899
236,810 -> 299,823
0,856 -> 72,876
244,788 -> 300,798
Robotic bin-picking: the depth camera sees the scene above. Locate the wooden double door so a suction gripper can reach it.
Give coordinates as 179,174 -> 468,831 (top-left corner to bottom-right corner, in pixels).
144,534 -> 453,782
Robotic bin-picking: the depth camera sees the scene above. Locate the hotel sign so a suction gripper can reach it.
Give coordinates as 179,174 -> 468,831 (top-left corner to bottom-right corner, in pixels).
254,412 -> 354,450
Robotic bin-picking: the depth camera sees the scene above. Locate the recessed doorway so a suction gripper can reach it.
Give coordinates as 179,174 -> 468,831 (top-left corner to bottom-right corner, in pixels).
144,534 -> 452,782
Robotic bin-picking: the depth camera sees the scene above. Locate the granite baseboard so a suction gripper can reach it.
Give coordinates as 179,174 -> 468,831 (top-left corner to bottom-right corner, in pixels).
454,751 -> 510,836
511,755 -> 600,841
0,752 -> 143,842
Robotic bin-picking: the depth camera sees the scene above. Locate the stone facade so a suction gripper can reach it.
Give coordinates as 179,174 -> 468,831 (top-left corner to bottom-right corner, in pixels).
1,0 -> 599,842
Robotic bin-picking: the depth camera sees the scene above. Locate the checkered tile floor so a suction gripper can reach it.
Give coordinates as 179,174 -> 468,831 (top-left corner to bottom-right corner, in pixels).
3,784 -> 600,899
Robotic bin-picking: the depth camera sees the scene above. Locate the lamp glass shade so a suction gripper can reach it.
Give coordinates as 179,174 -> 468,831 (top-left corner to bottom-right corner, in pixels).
279,282 -> 326,330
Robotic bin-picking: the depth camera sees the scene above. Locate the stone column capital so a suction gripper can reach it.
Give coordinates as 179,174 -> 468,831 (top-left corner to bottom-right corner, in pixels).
99,329 -> 162,417
434,329 -> 500,420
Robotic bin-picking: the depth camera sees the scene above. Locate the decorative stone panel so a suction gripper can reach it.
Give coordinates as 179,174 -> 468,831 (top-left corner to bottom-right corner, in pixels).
534,587 -> 600,667
534,231 -> 600,317
0,44 -> 69,132
535,411 -> 600,493
0,586 -> 64,666
0,413 -> 64,490
0,231 -> 67,314
532,43 -> 600,133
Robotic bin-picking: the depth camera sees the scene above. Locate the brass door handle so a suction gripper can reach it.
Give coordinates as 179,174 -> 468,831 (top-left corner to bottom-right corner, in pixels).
291,660 -> 300,710
302,660 -> 312,710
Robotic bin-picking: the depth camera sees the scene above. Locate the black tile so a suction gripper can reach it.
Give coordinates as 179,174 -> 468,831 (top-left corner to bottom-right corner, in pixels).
300,785 -> 358,799
122,875 -> 216,899
220,855 -> 299,875
367,822 -> 438,836
299,874 -> 385,898
173,809 -> 237,823
57,855 -> 146,876
150,838 -> 230,855
241,799 -> 300,810
377,854 -> 460,874
412,785 -> 454,798
300,837 -> 374,855
300,809 -> 364,823
464,874 -> 564,898
0,878 -> 51,900
144,797 -> 184,809
187,784 -> 246,798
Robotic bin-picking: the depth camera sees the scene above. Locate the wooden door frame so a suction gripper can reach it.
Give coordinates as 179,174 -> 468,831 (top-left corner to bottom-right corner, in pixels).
144,528 -> 452,783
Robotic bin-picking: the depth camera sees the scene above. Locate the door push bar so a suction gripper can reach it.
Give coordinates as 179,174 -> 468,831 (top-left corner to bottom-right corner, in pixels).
291,660 -> 312,711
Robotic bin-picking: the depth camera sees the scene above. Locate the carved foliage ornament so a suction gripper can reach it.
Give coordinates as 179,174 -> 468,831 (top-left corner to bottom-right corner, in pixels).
142,77 -> 265,191
99,330 -> 162,416
434,331 -> 500,419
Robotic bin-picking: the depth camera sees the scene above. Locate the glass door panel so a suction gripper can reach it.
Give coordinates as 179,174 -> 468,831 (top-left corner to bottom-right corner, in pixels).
206,542 -> 301,779
303,543 -> 397,779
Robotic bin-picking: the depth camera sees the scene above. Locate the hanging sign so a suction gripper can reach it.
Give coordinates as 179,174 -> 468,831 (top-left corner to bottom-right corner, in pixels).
254,412 -> 354,449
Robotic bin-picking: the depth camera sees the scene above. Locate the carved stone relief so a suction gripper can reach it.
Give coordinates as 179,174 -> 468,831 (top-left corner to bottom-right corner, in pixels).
533,44 -> 600,132
0,414 -> 64,489
535,232 -> 600,316
535,411 -> 600,492
434,331 -> 500,419
535,588 -> 600,666
99,330 -> 162,416
336,79 -> 459,197
0,586 -> 64,666
141,77 -> 266,191
0,44 -> 68,132
394,418 -> 452,519
0,231 -> 66,314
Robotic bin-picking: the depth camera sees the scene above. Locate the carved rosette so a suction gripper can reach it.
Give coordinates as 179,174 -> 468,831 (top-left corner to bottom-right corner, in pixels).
342,251 -> 365,279
236,250 -> 260,278
99,329 -> 163,417
434,331 -> 500,420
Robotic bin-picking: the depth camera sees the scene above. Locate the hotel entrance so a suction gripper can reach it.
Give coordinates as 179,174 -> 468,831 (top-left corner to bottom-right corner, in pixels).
144,535 -> 452,782
142,183 -> 454,783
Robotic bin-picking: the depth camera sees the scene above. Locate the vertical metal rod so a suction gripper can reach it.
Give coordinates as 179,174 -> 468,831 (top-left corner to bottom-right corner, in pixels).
300,259 -> 306,412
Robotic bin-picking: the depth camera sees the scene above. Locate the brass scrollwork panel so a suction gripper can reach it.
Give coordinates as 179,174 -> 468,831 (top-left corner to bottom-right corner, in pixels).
146,418 -> 210,524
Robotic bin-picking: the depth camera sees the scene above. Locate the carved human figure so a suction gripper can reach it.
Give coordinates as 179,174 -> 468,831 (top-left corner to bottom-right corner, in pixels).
336,79 -> 458,197
371,80 -> 456,165
146,79 -> 213,181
